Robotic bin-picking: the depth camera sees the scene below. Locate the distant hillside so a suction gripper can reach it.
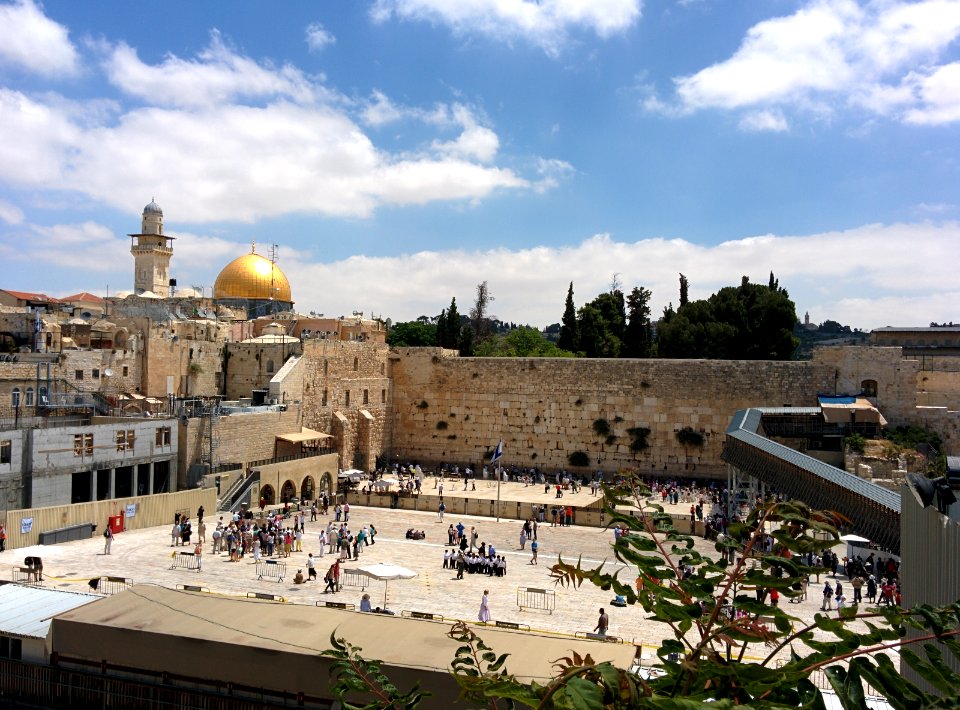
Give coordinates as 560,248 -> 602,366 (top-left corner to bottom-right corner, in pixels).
793,320 -> 869,359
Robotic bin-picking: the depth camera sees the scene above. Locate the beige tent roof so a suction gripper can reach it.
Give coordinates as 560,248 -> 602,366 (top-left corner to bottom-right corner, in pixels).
820,396 -> 888,426
277,427 -> 333,443
50,586 -> 636,689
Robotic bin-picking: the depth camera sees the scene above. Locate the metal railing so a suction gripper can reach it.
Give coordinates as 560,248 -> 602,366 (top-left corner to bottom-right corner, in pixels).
516,586 -> 556,614
256,559 -> 286,582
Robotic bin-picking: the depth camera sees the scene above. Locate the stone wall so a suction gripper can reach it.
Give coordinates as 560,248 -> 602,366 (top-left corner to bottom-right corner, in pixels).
299,340 -> 391,471
223,341 -> 302,401
388,348 -> 837,476
177,404 -> 306,484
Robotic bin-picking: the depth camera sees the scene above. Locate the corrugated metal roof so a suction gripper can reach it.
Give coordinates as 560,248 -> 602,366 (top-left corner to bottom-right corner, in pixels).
0,584 -> 99,639
726,407 -> 901,513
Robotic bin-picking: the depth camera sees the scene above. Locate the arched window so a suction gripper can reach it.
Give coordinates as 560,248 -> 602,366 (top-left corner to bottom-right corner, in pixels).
861,379 -> 878,398
25,387 -> 34,406
11,388 -> 20,407
353,357 -> 359,371
266,359 -> 275,373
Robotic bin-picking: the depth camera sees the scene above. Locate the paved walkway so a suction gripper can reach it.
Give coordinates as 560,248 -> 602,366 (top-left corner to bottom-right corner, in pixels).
6,497 -> 851,662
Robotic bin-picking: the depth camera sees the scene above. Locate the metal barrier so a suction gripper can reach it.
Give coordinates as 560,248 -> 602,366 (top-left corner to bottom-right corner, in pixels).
340,569 -> 368,590
256,559 -> 286,583
317,601 -> 356,610
495,620 -> 531,632
12,566 -> 42,585
170,552 -> 200,572
88,576 -> 132,595
246,592 -> 285,602
575,631 -> 624,643
516,586 -> 556,614
176,584 -> 210,593
401,610 -> 444,621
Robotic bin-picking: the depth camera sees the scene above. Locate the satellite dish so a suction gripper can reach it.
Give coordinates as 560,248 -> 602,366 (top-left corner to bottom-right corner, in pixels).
103,368 -> 114,377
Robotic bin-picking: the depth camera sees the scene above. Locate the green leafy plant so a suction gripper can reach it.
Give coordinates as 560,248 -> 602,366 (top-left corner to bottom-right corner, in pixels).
322,633 -> 428,709
844,433 -> 867,454
627,426 -> 651,452
676,426 -> 704,447
592,418 -> 611,437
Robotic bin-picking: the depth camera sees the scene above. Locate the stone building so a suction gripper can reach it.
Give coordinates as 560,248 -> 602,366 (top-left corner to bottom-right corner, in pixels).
129,200 -> 174,298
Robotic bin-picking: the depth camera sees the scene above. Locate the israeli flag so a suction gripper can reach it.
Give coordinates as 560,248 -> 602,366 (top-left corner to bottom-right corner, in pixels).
491,439 -> 503,463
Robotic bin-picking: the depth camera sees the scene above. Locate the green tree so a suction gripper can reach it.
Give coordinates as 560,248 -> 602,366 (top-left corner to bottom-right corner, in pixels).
385,321 -> 437,347
679,273 -> 689,307
624,286 -> 653,357
435,309 -> 447,347
474,326 -> 574,357
658,279 -> 798,360
558,282 -> 578,353
576,290 -> 625,357
469,281 -> 495,343
443,297 -> 461,351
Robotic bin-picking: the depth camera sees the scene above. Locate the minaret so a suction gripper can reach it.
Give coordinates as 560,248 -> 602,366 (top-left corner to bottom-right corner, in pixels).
129,199 -> 175,297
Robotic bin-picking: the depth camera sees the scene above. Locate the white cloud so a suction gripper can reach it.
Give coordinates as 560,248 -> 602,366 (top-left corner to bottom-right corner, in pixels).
0,0 -> 79,77
0,198 -> 24,224
738,109 -> 789,132
370,0 -> 641,56
305,22 -> 336,52
903,61 -> 960,124
662,0 -> 960,126
276,221 -> 960,330
532,157 -> 575,192
102,31 -> 320,108
0,40 -> 547,222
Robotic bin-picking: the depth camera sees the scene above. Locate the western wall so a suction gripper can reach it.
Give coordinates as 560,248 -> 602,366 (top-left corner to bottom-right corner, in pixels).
387,348 -> 838,476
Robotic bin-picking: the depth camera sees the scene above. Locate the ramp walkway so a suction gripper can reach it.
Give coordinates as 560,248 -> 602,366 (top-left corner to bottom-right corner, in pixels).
722,408 -> 901,554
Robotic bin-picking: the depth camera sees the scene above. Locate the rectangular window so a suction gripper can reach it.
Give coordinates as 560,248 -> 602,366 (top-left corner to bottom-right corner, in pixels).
75,433 -> 93,456
117,429 -> 135,452
363,389 -> 369,405
345,391 -> 350,407
0,636 -> 22,660
155,426 -> 171,446
75,370 -> 84,380
122,366 -> 129,377
0,441 -> 10,464
322,389 -> 327,407
381,389 -> 386,404
92,368 -> 100,379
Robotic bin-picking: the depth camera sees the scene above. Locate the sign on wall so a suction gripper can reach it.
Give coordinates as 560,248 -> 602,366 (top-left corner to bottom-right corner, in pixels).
125,504 -> 137,518
20,518 -> 32,534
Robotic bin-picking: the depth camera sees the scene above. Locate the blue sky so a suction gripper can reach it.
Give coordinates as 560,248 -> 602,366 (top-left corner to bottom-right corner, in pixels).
0,0 -> 958,329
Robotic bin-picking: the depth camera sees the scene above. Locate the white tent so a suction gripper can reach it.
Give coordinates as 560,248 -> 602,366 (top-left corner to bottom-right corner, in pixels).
356,562 -> 417,608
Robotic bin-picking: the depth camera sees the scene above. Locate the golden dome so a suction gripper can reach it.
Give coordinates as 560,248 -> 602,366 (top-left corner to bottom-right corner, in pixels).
213,247 -> 292,302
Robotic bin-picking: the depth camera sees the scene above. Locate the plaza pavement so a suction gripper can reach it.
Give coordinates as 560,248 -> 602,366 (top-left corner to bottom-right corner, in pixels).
5,483 -> 850,663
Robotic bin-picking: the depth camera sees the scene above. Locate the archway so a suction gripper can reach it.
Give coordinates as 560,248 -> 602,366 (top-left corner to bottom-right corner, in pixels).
320,472 -> 333,494
281,479 -> 297,502
259,484 -> 275,507
301,476 -> 315,502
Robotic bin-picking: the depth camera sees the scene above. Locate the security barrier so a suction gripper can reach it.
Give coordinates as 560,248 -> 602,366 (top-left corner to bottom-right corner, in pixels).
317,601 -> 356,610
170,552 -> 200,572
340,569 -> 368,590
88,576 -> 132,595
516,586 -> 556,614
401,610 -> 445,621
575,631 -> 624,643
256,559 -> 286,582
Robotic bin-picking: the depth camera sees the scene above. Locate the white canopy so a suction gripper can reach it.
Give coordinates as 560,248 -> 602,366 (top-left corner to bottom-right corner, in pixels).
840,534 -> 871,543
355,562 -> 417,608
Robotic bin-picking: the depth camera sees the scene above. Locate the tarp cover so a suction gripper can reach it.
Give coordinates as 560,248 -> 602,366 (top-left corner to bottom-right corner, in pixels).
276,427 -> 333,443
818,396 -> 888,426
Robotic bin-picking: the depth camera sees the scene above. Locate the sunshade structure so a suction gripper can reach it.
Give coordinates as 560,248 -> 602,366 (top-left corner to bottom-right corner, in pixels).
356,562 -> 417,608
840,534 -> 872,543
818,395 -> 888,426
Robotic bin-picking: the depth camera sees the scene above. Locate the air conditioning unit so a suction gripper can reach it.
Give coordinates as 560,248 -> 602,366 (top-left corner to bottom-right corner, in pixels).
269,398 -> 278,405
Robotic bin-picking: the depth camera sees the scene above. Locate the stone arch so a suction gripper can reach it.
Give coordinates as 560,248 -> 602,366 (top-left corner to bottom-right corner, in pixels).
280,479 -> 297,502
320,472 -> 333,494
300,475 -> 315,501
861,379 -> 878,398
260,484 -> 276,506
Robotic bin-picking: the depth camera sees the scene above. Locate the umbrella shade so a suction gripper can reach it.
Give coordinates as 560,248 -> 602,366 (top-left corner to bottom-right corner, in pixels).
840,534 -> 871,543
356,563 -> 417,608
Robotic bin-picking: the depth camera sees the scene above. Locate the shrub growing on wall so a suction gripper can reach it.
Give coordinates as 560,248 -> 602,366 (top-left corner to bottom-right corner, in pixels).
676,426 -> 705,447
627,426 -> 651,452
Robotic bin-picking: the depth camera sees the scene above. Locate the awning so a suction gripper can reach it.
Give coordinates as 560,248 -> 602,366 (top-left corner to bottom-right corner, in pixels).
819,396 -> 887,426
276,427 -> 333,443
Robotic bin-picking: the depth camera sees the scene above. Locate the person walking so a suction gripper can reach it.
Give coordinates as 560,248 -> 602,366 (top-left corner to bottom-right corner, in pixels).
193,541 -> 203,572
530,539 -> 539,565
306,553 -> 317,581
822,581 -> 834,611
594,608 -> 609,638
438,501 -> 446,522
478,590 -> 492,623
103,525 -> 113,555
